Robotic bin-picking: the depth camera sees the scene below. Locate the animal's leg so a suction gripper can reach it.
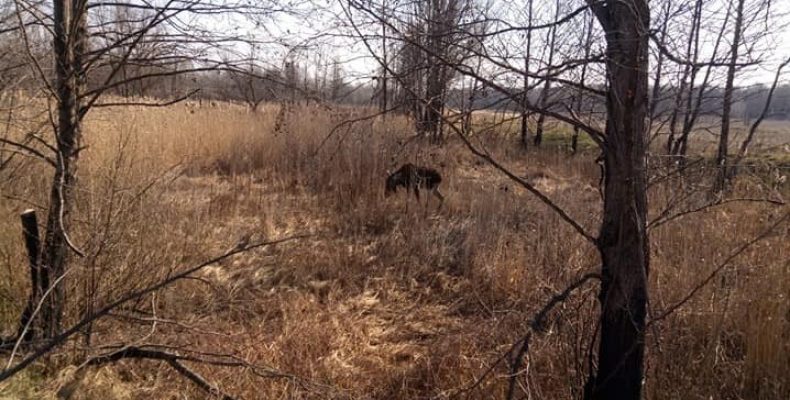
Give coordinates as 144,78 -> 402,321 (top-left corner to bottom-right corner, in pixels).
433,188 -> 445,210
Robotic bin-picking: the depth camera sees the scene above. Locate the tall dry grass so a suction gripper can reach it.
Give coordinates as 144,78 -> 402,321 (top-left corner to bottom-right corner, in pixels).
0,99 -> 787,399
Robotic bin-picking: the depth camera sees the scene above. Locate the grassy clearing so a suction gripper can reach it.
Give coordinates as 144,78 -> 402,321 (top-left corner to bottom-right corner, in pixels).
0,101 -> 788,399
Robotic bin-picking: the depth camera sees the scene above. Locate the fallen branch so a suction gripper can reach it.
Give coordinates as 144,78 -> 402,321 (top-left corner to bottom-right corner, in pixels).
86,346 -> 238,400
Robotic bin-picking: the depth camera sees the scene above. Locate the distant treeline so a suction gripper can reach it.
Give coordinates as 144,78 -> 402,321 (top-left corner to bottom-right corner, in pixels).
3,53 -> 788,121
444,83 -> 790,121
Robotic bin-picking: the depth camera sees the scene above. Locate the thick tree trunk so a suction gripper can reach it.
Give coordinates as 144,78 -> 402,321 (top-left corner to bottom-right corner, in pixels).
37,0 -> 85,339
586,1 -> 650,399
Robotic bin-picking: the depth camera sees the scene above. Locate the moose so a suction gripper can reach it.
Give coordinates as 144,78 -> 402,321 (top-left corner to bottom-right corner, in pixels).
385,163 -> 444,207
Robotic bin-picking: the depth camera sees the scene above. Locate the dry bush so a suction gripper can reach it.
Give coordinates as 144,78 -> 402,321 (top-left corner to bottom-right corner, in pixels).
0,100 -> 787,399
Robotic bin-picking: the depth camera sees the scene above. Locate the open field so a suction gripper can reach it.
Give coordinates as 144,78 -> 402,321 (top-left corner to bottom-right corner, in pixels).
469,109 -> 790,162
1,101 -> 788,399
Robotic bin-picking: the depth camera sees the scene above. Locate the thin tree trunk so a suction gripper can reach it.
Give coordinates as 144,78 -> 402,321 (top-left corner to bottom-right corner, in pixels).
520,0 -> 533,148
730,57 -> 790,178
572,12 -> 594,155
533,0 -> 559,147
715,0 -> 745,193
381,0 -> 388,115
520,55 -> 530,148
18,210 -> 41,342
675,3 -> 730,158
586,1 -> 650,399
648,0 -> 670,131
675,0 -> 702,156
666,0 -> 702,156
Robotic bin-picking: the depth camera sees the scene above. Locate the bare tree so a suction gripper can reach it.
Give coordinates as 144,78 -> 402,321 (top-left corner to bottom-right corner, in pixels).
1,0 -> 294,383
714,0 -> 747,192
519,0 -> 534,148
583,2 -> 650,398
729,56 -> 790,176
393,0 -> 470,142
226,45 -> 277,112
345,0 -> 651,398
570,9 -> 595,154
532,0 -> 561,147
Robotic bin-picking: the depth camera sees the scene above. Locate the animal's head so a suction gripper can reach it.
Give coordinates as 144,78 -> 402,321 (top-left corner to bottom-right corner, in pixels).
385,172 -> 398,196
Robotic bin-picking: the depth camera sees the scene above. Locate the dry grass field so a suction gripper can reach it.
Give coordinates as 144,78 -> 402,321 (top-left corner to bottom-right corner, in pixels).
0,101 -> 788,399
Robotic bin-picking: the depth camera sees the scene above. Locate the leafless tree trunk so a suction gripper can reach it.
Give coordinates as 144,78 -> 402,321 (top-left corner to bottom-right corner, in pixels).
585,1 -> 650,398
666,0 -> 702,156
666,0 -> 731,160
519,0 -> 533,148
533,0 -> 560,148
392,0 -> 467,143
380,0 -> 388,113
648,0 -> 671,132
674,1 -> 704,158
34,0 -> 88,339
571,10 -> 594,154
715,0 -> 746,193
729,56 -> 790,178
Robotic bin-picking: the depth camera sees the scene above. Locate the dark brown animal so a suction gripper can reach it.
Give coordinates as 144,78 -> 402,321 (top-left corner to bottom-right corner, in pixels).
385,163 -> 444,206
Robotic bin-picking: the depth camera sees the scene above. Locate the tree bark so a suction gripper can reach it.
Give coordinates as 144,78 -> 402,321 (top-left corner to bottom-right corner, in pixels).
586,1 -> 650,399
